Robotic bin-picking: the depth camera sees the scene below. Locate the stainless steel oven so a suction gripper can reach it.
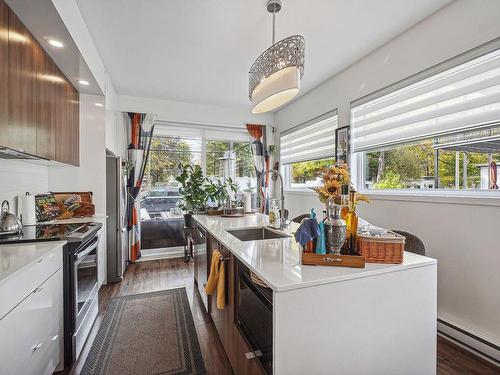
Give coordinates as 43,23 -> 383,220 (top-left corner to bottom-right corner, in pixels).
0,221 -> 102,367
72,235 -> 99,360
236,260 -> 273,374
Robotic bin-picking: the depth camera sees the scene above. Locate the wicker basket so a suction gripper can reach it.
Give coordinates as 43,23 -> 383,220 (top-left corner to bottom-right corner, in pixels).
357,230 -> 405,264
250,271 -> 270,289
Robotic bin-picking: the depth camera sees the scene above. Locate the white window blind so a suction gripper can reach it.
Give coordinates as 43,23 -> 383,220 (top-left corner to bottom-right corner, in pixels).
351,45 -> 500,152
154,121 -> 249,142
280,110 -> 338,164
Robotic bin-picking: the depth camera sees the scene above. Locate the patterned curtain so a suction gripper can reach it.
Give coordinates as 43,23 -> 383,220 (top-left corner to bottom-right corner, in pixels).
125,112 -> 157,262
246,124 -> 276,213
490,161 -> 498,189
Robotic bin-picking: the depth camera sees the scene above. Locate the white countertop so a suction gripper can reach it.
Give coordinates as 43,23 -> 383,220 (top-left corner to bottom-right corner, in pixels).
0,241 -> 66,285
193,213 -> 437,292
36,215 -> 108,225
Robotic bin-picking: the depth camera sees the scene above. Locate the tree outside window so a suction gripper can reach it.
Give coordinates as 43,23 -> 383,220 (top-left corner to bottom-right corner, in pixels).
363,131 -> 500,190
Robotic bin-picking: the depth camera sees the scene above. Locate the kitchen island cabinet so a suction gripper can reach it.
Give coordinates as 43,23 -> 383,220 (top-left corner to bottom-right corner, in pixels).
206,233 -> 265,375
194,213 -> 437,375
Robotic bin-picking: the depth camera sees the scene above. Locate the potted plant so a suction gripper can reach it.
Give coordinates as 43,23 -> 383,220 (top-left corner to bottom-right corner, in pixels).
204,179 -> 225,215
204,177 -> 239,215
175,164 -> 207,227
222,177 -> 244,215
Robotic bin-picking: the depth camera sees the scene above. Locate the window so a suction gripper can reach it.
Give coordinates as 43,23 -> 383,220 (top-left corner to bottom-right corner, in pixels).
138,124 -> 253,253
205,140 -> 256,192
143,136 -> 201,190
352,42 -> 500,192
280,110 -> 338,190
362,126 -> 500,190
206,140 -> 230,177
234,142 -> 256,192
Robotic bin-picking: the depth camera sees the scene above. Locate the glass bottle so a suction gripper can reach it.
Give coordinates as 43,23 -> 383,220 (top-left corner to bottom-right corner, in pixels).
340,184 -> 350,253
340,184 -> 349,220
345,189 -> 359,254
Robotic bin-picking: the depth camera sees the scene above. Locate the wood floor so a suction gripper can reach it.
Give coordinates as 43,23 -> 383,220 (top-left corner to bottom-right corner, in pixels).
68,258 -> 500,375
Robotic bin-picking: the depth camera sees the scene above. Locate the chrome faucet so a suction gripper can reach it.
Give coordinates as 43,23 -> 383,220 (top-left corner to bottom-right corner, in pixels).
258,169 -> 288,228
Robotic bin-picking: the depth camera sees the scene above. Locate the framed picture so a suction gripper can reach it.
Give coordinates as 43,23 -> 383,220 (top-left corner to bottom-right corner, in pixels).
335,125 -> 350,165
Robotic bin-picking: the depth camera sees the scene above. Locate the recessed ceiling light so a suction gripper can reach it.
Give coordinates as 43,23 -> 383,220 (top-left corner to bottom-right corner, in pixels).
78,80 -> 89,86
47,39 -> 64,48
95,103 -> 103,107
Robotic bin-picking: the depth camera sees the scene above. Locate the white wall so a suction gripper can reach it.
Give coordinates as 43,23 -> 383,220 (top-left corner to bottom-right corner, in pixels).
276,0 -> 500,346
118,95 -> 274,129
104,75 -> 127,158
51,0 -> 106,92
0,160 -> 49,213
48,94 -> 107,215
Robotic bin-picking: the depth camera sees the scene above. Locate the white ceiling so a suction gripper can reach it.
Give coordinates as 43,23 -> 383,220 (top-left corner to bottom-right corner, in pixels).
76,0 -> 452,110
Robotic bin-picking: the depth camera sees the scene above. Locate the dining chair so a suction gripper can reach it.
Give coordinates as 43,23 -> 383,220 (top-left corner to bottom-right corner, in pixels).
292,213 -> 310,223
391,230 -> 426,256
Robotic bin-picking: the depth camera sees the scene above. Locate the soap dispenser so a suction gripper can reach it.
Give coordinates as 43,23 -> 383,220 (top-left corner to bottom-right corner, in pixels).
269,199 -> 281,229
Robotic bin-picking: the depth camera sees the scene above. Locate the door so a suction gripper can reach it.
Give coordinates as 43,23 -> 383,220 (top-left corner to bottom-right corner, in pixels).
55,79 -> 79,165
0,0 -> 7,140
117,157 -> 129,277
35,40 -> 58,159
74,239 -> 98,328
195,224 -> 208,310
97,227 -> 106,288
6,7 -> 37,154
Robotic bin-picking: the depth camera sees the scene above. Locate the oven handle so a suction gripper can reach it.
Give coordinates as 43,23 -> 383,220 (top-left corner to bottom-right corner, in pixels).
74,237 -> 99,262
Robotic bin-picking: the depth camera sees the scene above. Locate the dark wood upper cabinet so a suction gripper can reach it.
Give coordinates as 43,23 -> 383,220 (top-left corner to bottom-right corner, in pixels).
7,7 -> 37,155
69,83 -> 79,166
35,41 -> 58,160
0,0 -> 80,165
0,0 -> 7,141
55,79 -> 79,166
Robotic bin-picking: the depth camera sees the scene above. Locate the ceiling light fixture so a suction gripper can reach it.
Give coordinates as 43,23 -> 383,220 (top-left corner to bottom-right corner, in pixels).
94,103 -> 103,107
47,39 -> 64,48
249,0 -> 305,114
78,80 -> 89,86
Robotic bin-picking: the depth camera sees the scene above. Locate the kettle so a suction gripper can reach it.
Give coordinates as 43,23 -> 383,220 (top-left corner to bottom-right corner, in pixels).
0,200 -> 23,235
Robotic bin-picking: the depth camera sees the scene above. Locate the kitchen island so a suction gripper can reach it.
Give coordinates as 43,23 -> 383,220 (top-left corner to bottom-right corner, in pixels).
193,213 -> 437,375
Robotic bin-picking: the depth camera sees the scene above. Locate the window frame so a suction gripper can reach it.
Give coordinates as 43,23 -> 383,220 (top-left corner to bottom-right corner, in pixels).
350,38 -> 500,200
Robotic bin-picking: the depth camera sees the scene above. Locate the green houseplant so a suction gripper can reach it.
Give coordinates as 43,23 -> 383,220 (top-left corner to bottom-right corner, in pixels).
175,164 -> 207,227
204,180 -> 225,215
204,177 -> 239,215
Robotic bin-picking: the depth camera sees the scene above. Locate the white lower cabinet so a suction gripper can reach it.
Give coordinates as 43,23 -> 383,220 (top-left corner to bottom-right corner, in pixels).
0,268 -> 63,375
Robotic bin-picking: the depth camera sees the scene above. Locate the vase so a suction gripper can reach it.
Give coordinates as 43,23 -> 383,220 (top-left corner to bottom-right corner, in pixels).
324,199 -> 347,255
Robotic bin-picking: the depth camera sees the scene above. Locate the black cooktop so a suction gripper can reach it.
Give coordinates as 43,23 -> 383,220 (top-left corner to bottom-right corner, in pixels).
0,222 -> 101,245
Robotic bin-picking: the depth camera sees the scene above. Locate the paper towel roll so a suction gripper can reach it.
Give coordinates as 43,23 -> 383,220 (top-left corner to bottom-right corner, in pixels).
18,193 -> 36,225
243,192 -> 252,213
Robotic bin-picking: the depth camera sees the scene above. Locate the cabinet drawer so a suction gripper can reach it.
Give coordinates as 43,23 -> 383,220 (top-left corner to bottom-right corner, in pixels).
0,243 -> 63,319
234,325 -> 266,375
0,268 -> 62,375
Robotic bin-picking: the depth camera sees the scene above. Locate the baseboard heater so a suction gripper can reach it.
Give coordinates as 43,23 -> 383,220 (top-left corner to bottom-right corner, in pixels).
437,318 -> 500,366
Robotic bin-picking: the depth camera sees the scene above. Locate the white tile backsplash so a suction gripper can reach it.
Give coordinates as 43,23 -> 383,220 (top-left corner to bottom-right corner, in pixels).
0,159 -> 49,213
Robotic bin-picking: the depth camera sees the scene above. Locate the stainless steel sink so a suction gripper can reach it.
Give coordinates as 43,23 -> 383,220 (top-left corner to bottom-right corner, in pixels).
226,227 -> 290,241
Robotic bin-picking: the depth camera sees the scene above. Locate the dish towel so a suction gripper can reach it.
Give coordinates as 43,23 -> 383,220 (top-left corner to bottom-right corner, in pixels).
294,217 -> 321,247
205,249 -> 225,309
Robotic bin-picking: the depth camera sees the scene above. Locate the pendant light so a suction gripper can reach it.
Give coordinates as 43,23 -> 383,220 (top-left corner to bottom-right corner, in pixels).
249,0 -> 305,114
